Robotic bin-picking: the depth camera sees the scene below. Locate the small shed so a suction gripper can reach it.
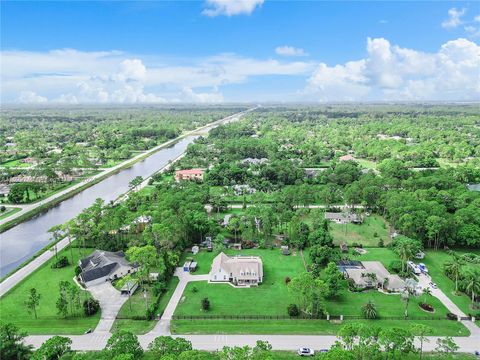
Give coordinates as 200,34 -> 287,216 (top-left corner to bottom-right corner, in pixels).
192,246 -> 199,255
120,280 -> 138,296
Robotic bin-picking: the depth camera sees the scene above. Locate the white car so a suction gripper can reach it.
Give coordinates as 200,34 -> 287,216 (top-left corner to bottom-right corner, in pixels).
298,348 -> 315,356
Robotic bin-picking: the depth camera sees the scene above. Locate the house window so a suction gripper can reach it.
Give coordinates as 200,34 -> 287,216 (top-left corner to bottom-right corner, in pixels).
214,275 -> 217,280
224,275 -> 226,280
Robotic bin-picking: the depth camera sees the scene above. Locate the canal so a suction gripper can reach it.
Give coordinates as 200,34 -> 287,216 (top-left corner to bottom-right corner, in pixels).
0,111 -> 239,277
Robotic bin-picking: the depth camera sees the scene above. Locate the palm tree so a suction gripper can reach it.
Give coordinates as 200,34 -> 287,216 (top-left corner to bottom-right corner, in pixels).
444,253 -> 463,293
402,278 -> 418,318
463,270 -> 480,307
422,287 -> 432,304
362,300 -> 377,319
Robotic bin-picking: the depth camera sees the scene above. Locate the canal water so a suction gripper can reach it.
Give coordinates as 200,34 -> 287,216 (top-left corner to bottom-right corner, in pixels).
0,135 -> 199,276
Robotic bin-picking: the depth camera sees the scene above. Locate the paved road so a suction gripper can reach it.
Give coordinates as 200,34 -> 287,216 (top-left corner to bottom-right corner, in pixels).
0,109 -> 253,297
227,204 -> 365,209
0,109 -> 252,227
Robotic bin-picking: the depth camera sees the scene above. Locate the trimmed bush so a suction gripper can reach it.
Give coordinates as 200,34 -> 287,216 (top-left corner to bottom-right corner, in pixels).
83,298 -> 100,316
287,304 -> 299,317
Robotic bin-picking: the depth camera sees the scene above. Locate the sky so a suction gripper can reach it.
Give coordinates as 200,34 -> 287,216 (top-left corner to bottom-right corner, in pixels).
1,0 -> 479,104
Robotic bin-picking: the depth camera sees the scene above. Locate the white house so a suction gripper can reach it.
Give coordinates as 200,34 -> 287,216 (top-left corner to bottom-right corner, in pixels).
210,252 -> 263,287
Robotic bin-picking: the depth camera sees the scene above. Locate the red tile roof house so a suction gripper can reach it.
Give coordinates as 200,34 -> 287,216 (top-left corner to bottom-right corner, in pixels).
174,169 -> 204,182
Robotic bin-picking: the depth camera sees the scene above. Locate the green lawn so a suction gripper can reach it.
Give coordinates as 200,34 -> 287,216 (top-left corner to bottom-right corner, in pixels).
422,250 -> 480,317
179,250 -> 219,275
175,249 -> 304,317
112,277 -> 180,334
0,159 -> 32,168
330,215 -> 391,247
356,158 -> 378,170
171,318 -> 467,336
0,247 -> 100,335
0,206 -> 21,220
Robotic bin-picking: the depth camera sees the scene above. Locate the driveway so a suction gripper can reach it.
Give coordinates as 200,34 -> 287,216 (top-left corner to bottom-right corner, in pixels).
88,282 -> 128,333
152,268 -> 209,335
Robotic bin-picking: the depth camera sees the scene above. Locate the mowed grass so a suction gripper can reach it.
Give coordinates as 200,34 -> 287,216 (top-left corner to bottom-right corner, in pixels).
356,158 -> 378,170
0,159 -> 32,168
174,247 -> 468,336
171,318 -> 468,336
179,250 -> 218,275
112,277 -> 180,334
422,250 -> 480,317
0,206 -> 22,220
175,249 -> 305,316
330,215 -> 391,247
0,247 -> 100,334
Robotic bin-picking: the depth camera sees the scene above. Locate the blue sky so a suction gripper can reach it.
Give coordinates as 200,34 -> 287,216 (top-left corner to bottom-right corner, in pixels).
1,1 -> 479,103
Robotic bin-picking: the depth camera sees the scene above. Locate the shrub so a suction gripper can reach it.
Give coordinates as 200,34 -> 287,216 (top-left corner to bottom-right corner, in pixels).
201,298 -> 210,311
287,304 -> 299,317
191,286 -> 199,293
242,240 -> 255,249
152,281 -> 167,297
378,239 -> 385,247
446,312 -> 457,321
284,276 -> 291,285
373,232 -> 378,238
83,298 -> 100,316
51,256 -> 69,269
0,206 -> 6,212
75,266 -> 82,277
389,260 -> 403,274
420,303 -> 434,312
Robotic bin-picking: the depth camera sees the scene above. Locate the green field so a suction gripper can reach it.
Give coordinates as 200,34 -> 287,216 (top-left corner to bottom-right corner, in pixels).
0,159 -> 32,168
112,277 -> 180,334
179,250 -> 219,275
0,246 -> 100,334
330,214 -> 390,246
422,250 -> 480,317
0,206 -> 21,220
171,318 -> 467,336
173,247 -> 470,336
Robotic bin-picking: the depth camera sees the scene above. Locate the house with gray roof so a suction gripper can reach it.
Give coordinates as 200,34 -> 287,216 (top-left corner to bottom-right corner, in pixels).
78,250 -> 137,287
210,252 -> 263,287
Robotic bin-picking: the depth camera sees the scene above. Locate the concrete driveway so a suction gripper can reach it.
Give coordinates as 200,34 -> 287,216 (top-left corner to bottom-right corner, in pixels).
88,282 -> 128,333
152,268 -> 209,335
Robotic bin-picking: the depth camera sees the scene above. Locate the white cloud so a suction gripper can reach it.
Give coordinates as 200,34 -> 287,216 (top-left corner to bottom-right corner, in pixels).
442,7 -> 466,28
17,91 -> 48,104
202,0 -> 263,17
182,87 -> 224,103
275,46 -> 307,57
1,49 -> 312,104
475,15 -> 480,22
305,37 -> 480,102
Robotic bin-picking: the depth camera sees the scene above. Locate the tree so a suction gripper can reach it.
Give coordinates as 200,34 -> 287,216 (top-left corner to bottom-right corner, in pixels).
462,269 -> 480,306
106,330 -> 143,359
378,327 -> 415,359
32,336 -> 72,360
401,278 -> 418,318
435,336 -> 459,355
56,281 -> 69,318
393,236 -> 422,273
25,288 -> 41,319
309,245 -> 340,269
323,262 -> 344,298
201,297 -> 210,311
129,176 -> 143,192
148,336 -> 192,357
288,272 -> 326,317
0,323 -> 32,360
422,287 -> 432,304
444,253 -> 463,294
126,245 -> 157,286
361,300 -> 377,319
410,324 -> 431,360
287,304 -> 299,317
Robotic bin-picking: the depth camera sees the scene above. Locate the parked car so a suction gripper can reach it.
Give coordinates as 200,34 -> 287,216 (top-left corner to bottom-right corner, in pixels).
418,263 -> 429,274
407,261 -> 421,275
298,348 -> 315,356
474,350 -> 480,357
429,282 -> 438,289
